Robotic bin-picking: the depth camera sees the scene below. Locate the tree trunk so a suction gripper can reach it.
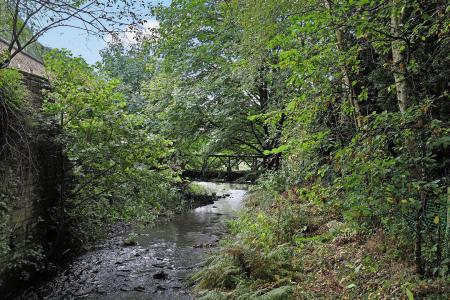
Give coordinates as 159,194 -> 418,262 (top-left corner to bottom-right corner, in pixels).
324,0 -> 362,128
391,0 -> 409,113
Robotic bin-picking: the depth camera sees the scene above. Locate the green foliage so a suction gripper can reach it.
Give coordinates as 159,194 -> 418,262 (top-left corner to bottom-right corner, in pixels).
123,232 -> 138,246
140,0 -> 297,170
188,182 -> 208,196
0,68 -> 28,109
6,245 -> 47,281
193,252 -> 244,291
194,181 -> 449,298
181,0 -> 450,298
1,0 -> 447,296
99,42 -> 154,94
0,0 -> 50,60
43,49 -> 181,240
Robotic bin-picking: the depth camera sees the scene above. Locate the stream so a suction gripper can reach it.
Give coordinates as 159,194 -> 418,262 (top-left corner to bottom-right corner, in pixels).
16,182 -> 248,300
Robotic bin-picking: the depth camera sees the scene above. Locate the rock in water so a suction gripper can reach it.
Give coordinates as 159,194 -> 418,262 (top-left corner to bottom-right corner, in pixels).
133,286 -> 145,292
153,271 -> 168,280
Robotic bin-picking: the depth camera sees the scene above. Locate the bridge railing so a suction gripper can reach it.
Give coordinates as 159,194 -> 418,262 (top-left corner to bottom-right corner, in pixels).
183,154 -> 266,182
201,154 -> 265,172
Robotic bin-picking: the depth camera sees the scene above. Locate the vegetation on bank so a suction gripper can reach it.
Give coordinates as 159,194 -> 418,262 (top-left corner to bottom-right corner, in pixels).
193,175 -> 449,299
146,0 -> 448,298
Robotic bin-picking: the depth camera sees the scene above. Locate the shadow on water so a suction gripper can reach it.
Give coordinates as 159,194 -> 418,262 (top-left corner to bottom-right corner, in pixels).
15,182 -> 248,300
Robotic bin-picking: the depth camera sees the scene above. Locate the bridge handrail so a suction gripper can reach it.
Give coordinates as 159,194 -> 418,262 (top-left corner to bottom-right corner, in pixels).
194,154 -> 265,158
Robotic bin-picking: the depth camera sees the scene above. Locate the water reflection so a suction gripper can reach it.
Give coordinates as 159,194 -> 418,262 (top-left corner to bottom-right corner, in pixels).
137,181 -> 247,248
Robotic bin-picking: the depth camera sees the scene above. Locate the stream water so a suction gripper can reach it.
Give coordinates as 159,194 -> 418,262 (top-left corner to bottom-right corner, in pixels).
16,182 -> 248,300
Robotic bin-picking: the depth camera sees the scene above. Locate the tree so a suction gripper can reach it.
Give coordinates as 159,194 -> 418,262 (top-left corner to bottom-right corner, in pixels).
145,0 -> 262,160
192,1 -> 449,296
143,0 -> 297,169
43,49 -> 179,246
0,0 -> 151,68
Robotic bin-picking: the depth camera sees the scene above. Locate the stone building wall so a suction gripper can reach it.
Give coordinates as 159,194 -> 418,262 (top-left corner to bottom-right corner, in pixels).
0,72 -> 61,296
0,37 -> 46,77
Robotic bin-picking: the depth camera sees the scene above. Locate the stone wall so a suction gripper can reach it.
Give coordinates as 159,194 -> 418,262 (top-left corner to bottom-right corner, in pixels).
0,161 -> 39,269
0,37 -> 46,77
0,72 -> 62,296
20,70 -> 51,105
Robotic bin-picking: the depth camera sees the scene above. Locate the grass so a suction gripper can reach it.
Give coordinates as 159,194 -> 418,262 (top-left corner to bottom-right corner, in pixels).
188,182 -> 209,196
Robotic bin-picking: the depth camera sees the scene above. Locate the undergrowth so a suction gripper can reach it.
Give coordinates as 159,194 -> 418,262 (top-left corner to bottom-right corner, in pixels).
193,181 -> 450,299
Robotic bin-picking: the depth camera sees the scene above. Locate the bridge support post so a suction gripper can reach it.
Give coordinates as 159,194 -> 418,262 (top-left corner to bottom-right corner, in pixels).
227,156 -> 232,181
252,157 -> 257,171
201,156 -> 210,177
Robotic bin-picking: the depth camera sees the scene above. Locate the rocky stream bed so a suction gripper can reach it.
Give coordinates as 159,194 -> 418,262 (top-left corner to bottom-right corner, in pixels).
15,182 -> 247,300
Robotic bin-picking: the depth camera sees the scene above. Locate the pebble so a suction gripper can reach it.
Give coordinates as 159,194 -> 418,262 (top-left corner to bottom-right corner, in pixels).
152,263 -> 166,268
133,286 -> 146,292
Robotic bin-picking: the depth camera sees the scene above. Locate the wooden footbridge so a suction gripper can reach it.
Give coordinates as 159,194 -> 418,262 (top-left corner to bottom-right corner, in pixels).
183,154 -> 266,182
